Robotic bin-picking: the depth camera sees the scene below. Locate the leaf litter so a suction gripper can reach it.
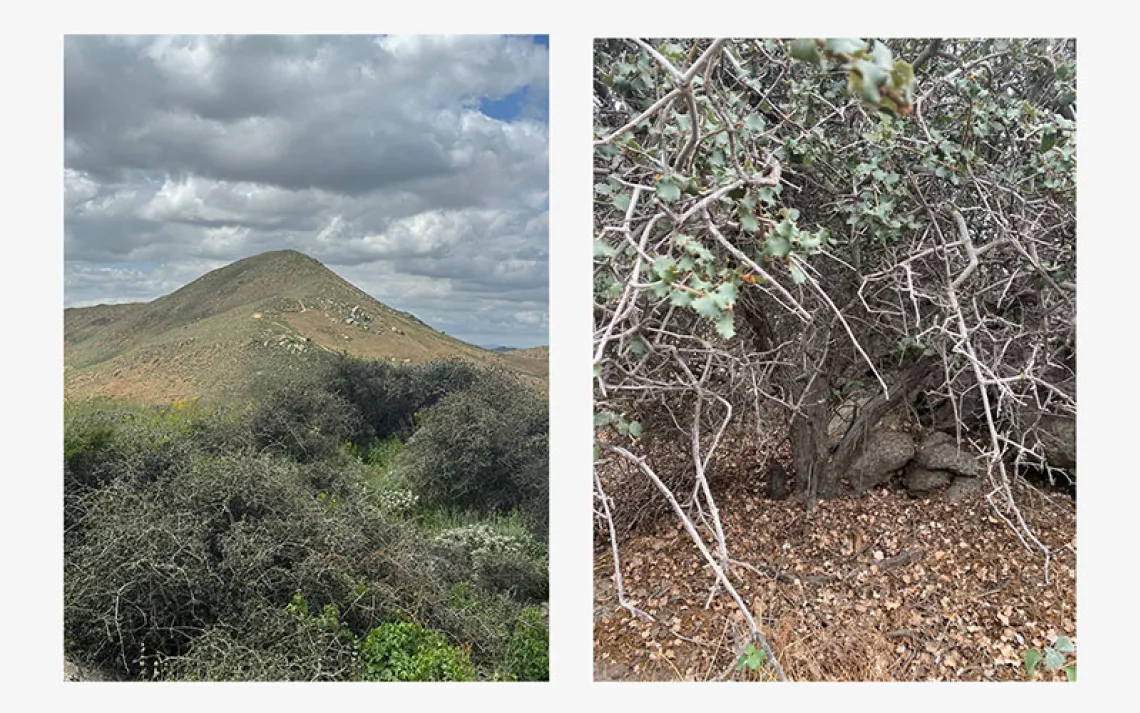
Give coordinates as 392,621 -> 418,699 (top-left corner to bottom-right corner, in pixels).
594,473 -> 1075,682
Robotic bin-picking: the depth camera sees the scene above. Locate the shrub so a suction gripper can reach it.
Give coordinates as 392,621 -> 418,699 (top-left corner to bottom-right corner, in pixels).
247,380 -> 364,462
433,520 -> 548,602
505,607 -> 549,681
162,598 -> 359,681
64,449 -> 438,678
398,368 -> 548,524
357,621 -> 475,681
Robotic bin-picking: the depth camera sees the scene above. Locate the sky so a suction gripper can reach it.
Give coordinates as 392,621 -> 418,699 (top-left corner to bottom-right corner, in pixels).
64,34 -> 549,348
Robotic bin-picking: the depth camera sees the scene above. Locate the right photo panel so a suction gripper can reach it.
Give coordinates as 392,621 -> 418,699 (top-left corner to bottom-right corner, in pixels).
593,38 -> 1076,682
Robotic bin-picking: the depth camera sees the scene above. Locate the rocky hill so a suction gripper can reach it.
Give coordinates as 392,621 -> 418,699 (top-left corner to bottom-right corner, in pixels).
65,250 -> 547,403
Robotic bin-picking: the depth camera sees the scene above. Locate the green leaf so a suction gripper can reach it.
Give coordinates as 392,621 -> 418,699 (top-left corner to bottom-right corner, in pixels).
739,207 -> 760,233
765,234 -> 792,258
789,39 -> 822,65
628,338 -> 646,356
594,411 -> 616,427
798,228 -> 825,252
1024,648 -> 1042,677
743,113 -> 767,133
871,40 -> 893,70
715,311 -> 736,339
669,288 -> 693,308
628,421 -> 642,438
593,363 -> 601,378
652,256 -> 677,281
825,38 -> 865,56
1054,636 -> 1074,654
1040,128 -> 1058,153
852,60 -> 886,105
593,239 -> 617,258
691,294 -> 721,319
713,281 -> 739,308
655,176 -> 682,203
1064,663 -> 1076,682
612,193 -> 630,211
788,262 -> 807,284
1043,647 -> 1065,671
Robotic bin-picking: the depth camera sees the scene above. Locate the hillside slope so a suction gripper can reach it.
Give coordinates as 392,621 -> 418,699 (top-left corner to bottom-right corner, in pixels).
65,250 -> 547,403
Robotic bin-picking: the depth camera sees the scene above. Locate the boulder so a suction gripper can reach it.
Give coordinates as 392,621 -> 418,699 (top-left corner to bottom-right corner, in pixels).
914,431 -> 978,477
1038,415 -> 1076,469
849,431 -> 915,491
905,467 -> 953,496
944,477 -> 982,503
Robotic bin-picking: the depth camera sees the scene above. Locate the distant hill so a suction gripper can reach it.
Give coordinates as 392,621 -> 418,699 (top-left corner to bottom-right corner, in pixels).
65,250 -> 547,403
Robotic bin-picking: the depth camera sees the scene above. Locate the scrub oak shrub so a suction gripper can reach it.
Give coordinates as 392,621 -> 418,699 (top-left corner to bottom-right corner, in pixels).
63,450 -> 438,678
162,597 -> 360,681
398,368 -> 548,522
247,380 -> 364,462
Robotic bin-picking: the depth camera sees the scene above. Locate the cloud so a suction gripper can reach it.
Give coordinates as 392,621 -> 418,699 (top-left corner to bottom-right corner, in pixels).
64,34 -> 548,347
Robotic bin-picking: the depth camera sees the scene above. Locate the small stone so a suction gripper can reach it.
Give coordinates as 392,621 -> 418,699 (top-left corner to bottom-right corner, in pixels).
915,431 -> 979,477
905,466 -> 953,495
945,477 -> 982,503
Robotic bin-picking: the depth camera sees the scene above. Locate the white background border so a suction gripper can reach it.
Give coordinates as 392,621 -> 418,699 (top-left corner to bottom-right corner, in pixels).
3,2 -> 1136,711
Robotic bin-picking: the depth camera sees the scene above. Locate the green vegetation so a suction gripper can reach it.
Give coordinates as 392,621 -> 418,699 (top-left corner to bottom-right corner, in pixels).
1024,636 -> 1076,681
64,356 -> 548,682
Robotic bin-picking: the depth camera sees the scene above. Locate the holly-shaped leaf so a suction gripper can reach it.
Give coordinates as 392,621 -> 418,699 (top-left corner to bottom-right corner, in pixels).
653,256 -> 677,281
713,281 -> 739,308
788,262 -> 808,285
669,289 -> 693,308
765,234 -> 792,258
656,176 -> 682,202
743,113 -> 767,133
871,40 -> 893,70
739,207 -> 760,233
825,38 -> 865,56
691,294 -> 721,319
789,39 -> 822,65
715,311 -> 736,339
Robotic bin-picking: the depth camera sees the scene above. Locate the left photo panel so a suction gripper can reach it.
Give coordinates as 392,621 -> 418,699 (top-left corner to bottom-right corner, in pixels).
63,35 -> 550,682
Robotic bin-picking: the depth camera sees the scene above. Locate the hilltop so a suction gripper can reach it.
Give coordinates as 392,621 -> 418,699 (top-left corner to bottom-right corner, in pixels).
65,250 -> 547,403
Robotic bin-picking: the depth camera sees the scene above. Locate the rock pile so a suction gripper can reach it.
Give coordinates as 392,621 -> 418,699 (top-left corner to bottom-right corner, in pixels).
850,429 -> 982,500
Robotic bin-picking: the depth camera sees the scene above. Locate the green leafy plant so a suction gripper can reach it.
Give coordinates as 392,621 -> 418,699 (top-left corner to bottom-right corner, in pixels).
735,642 -> 769,673
1024,635 -> 1076,681
357,621 -> 476,682
504,607 -> 549,681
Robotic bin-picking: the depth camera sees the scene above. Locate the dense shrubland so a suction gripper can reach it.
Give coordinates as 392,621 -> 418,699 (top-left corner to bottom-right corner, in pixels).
594,38 -> 1075,678
64,357 -> 548,681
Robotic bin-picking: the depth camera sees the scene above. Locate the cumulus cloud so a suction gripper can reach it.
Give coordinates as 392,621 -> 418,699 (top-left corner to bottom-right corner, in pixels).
64,34 -> 549,347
